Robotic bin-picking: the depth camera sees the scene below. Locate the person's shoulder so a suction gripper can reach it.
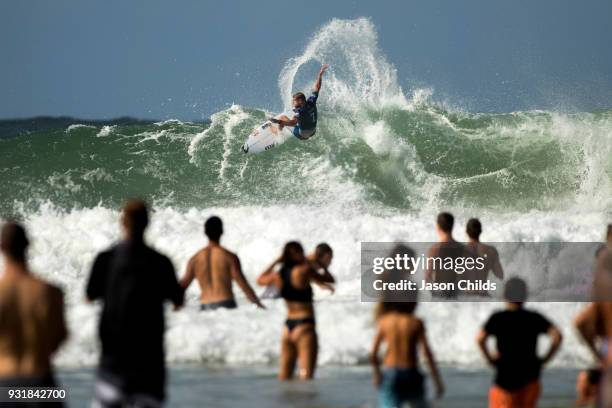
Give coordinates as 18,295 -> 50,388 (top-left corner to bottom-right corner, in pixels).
487,309 -> 508,322
96,245 -> 118,259
219,246 -> 238,260
412,316 -> 425,331
146,246 -> 174,268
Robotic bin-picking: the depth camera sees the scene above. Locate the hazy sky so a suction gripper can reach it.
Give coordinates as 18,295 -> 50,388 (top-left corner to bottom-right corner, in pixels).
2,0 -> 612,120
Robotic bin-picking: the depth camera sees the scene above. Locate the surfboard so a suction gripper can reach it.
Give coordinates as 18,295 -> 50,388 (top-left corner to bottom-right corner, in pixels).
241,115 -> 295,155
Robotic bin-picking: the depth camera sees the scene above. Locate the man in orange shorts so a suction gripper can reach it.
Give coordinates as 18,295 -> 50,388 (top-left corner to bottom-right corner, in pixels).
477,278 -> 563,408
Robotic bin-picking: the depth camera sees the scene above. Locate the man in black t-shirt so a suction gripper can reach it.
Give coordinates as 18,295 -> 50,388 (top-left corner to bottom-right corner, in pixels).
87,200 -> 184,407
477,278 -> 562,408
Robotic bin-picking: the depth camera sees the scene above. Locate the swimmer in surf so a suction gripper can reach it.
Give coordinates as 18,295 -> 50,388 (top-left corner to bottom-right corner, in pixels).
270,64 -> 328,140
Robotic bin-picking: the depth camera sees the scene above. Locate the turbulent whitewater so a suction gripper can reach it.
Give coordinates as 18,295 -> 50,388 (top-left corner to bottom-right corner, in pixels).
0,18 -> 611,368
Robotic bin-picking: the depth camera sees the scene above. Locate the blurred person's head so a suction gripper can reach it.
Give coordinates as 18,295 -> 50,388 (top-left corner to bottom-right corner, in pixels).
282,241 -> 305,266
122,199 -> 149,240
466,218 -> 482,241
504,277 -> 528,306
314,243 -> 333,268
0,221 -> 29,264
204,216 -> 223,242
436,212 -> 454,239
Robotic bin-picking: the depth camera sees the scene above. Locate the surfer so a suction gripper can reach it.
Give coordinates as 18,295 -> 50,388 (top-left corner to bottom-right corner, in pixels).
270,64 -> 329,140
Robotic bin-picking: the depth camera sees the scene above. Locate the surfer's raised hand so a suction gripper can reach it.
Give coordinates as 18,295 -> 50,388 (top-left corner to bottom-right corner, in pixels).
313,64 -> 328,93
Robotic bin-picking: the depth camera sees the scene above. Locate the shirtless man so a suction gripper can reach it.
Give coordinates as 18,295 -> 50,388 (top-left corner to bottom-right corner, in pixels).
371,302 -> 444,408
576,235 -> 612,407
0,222 -> 67,395
180,216 -> 264,310
464,218 -> 504,295
425,212 -> 466,298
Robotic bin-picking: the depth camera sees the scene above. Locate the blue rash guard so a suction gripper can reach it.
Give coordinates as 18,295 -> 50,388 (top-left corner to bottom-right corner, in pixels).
292,91 -> 318,140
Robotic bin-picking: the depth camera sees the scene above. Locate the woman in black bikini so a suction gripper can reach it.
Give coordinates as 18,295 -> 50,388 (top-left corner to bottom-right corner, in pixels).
257,241 -> 334,380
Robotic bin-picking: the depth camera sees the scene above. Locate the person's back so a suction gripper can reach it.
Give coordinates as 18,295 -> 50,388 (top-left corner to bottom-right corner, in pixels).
378,312 -> 421,369
0,276 -> 65,378
465,218 -> 504,289
478,278 -> 562,408
190,246 -> 235,304
371,303 -> 444,408
181,216 -> 263,310
484,308 -> 552,389
0,222 -> 67,406
87,200 -> 183,405
426,212 -> 464,298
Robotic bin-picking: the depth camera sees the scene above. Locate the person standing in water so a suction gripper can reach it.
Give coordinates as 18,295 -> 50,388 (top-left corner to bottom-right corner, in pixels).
425,212 -> 466,298
575,227 -> 612,407
0,222 -> 68,405
477,278 -> 562,408
464,218 -> 504,295
86,200 -> 184,407
180,216 -> 264,310
371,301 -> 444,408
257,241 -> 335,380
270,64 -> 328,140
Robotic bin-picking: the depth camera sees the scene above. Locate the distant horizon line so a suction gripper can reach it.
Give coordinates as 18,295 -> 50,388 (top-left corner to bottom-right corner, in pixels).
0,115 -> 210,124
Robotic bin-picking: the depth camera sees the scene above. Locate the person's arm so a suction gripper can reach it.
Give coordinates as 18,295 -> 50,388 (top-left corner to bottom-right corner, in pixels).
369,325 -> 384,388
49,286 -> 68,352
163,257 -> 185,310
309,259 -> 336,283
420,322 -> 444,398
231,254 -> 265,309
257,256 -> 282,287
307,266 -> 335,293
425,246 -> 436,283
313,64 -> 329,93
86,252 -> 108,302
541,325 -> 563,365
179,257 -> 196,290
490,247 -> 504,280
575,304 -> 604,364
476,329 -> 498,366
271,117 -> 298,127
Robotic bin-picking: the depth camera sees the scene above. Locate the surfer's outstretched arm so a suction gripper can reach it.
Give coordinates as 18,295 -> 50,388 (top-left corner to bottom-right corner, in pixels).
271,116 -> 298,127
313,64 -> 329,93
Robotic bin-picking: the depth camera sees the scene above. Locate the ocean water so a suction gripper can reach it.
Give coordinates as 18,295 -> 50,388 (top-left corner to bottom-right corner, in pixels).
58,366 -> 578,408
0,16 -> 611,386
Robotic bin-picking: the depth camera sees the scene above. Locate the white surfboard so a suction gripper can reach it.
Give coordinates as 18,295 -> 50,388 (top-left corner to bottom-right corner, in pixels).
241,115 -> 295,155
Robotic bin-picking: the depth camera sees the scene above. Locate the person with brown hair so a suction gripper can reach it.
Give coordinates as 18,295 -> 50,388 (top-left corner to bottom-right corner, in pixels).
370,300 -> 444,408
86,199 -> 184,407
257,241 -> 334,380
180,216 -> 264,311
464,218 -> 504,295
0,222 -> 68,404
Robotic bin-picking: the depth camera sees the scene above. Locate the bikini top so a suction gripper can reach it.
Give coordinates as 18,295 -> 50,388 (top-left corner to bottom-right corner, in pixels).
280,264 -> 313,303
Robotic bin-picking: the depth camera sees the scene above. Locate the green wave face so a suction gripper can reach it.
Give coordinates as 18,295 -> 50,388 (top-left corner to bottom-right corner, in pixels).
1,105 -> 611,215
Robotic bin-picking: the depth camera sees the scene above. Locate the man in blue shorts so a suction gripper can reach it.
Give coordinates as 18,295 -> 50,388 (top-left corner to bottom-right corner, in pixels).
271,64 -> 328,140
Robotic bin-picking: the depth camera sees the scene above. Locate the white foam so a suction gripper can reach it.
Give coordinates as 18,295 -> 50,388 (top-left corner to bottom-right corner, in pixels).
8,204 -> 605,368
96,125 -> 115,137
